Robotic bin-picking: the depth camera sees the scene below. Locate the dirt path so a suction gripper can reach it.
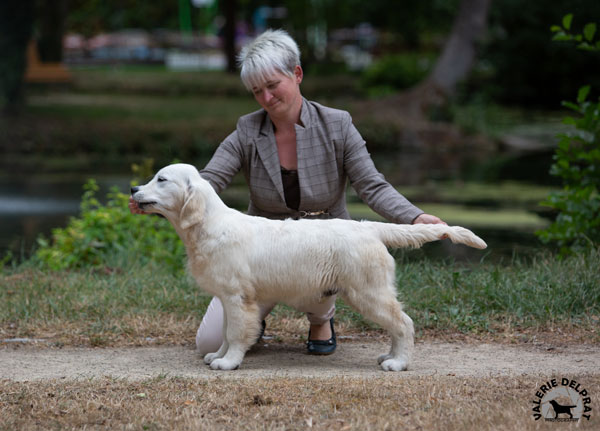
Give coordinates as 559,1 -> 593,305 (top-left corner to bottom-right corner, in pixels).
2,340 -> 599,381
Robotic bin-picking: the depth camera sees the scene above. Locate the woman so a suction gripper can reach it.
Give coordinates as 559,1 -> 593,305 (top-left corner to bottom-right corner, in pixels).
130,29 -> 445,356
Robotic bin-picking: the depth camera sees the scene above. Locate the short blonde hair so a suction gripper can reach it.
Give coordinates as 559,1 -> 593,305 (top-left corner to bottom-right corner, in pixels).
238,29 -> 301,91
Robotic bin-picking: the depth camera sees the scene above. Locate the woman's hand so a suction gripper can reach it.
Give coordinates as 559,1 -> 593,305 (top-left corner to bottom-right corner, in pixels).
412,213 -> 448,239
128,197 -> 147,215
412,213 -> 447,225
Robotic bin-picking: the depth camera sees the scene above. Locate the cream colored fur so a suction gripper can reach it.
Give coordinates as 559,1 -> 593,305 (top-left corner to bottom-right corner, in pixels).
131,163 -> 487,371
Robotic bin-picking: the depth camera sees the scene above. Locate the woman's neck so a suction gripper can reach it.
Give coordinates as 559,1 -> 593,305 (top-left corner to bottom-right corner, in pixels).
270,96 -> 303,131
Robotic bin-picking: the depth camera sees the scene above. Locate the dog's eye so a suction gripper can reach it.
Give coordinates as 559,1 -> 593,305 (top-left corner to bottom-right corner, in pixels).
157,177 -> 167,183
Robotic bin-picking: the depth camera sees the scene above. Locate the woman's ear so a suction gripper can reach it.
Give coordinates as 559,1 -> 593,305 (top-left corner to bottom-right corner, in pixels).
294,65 -> 303,84
179,182 -> 204,230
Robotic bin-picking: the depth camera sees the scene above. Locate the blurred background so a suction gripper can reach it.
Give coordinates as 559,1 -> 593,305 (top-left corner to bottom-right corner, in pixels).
1,0 -> 599,261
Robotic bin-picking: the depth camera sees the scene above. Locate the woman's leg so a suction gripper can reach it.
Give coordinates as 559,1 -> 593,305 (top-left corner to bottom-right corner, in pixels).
297,294 -> 336,339
196,297 -> 224,355
296,294 -> 336,325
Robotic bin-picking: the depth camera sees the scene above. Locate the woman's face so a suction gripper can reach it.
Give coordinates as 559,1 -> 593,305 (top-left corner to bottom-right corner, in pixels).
251,66 -> 303,120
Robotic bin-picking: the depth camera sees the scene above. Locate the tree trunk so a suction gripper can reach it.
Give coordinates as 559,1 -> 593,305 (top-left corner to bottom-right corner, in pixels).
37,0 -> 68,62
370,0 -> 492,121
221,0 -> 237,73
426,0 -> 492,97
354,0 -> 494,154
0,0 -> 35,115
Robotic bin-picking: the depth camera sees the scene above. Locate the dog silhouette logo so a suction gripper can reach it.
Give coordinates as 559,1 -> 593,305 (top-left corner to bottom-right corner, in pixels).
548,399 -> 576,419
532,378 -> 593,422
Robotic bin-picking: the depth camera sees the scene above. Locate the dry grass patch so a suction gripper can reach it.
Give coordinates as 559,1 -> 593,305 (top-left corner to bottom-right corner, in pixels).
2,310 -> 598,349
1,315 -> 202,348
1,375 -> 598,430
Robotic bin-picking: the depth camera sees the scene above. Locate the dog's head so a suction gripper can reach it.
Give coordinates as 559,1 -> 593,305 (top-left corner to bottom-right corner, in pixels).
131,163 -> 210,230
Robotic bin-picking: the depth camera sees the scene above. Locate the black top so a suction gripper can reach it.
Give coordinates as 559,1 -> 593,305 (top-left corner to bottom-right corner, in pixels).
281,167 -> 300,211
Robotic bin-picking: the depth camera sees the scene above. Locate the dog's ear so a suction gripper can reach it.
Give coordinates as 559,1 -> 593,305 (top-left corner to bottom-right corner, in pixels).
179,181 -> 204,230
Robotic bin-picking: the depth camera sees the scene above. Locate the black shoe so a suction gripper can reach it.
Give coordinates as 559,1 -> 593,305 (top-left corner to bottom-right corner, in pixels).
306,318 -> 336,355
255,320 -> 266,344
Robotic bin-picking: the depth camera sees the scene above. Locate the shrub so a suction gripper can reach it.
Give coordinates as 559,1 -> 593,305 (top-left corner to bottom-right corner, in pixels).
478,0 -> 600,107
537,15 -> 600,253
35,179 -> 185,272
360,53 -> 435,97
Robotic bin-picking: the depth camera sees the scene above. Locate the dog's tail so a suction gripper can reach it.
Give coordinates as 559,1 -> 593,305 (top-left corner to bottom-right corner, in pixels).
372,223 -> 487,250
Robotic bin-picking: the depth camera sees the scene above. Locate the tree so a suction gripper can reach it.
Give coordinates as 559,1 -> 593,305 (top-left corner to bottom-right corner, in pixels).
0,0 -> 35,115
425,0 -> 492,100
388,0 -> 492,120
37,0 -> 68,62
221,0 -> 237,73
355,0 -> 492,136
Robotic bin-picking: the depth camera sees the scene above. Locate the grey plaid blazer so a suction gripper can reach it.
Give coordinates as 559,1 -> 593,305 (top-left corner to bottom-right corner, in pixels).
200,98 -> 423,224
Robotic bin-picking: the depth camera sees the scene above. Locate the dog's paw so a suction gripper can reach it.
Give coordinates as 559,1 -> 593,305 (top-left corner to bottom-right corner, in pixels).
203,352 -> 221,365
209,358 -> 241,371
377,354 -> 393,364
379,357 -> 409,371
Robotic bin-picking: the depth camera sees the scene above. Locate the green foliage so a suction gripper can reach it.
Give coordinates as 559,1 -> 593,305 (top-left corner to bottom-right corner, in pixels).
35,179 -> 185,272
551,13 -> 600,50
360,53 -> 435,97
478,0 -> 600,107
537,15 -> 600,253
66,0 -> 180,36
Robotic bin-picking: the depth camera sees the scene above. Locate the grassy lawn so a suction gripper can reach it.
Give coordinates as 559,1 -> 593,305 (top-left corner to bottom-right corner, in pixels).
1,251 -> 598,430
2,375 -> 599,430
2,249 -> 598,346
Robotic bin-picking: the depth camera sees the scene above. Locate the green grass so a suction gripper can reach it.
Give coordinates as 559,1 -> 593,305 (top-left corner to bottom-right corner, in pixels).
1,263 -> 209,323
327,249 -> 599,335
394,250 -> 600,333
2,249 -> 598,343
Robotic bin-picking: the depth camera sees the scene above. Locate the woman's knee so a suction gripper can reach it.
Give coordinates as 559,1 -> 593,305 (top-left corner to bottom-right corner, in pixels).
196,297 -> 224,355
299,295 -> 336,325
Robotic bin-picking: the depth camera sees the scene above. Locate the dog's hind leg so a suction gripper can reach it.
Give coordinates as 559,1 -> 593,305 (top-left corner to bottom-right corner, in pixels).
341,256 -> 414,371
374,306 -> 414,371
349,292 -> 414,371
207,294 -> 261,371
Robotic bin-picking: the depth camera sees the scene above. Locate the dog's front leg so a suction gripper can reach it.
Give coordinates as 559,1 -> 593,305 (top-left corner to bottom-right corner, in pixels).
204,312 -> 229,365
208,296 -> 260,371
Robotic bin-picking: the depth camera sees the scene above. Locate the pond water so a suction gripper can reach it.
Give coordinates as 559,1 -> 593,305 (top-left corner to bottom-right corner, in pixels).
0,174 -> 132,259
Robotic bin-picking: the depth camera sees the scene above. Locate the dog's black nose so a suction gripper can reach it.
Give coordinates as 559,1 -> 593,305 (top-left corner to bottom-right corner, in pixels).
131,186 -> 139,195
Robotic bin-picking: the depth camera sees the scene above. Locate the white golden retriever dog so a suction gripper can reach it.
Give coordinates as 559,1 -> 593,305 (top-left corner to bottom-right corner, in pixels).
131,164 -> 487,371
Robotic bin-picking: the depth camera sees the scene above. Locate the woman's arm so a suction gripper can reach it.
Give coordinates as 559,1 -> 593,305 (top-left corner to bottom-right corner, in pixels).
342,113 -> 444,225
199,130 -> 244,194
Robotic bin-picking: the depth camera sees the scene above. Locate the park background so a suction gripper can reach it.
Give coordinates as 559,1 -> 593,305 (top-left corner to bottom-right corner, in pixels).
0,0 -> 598,263
1,1 -> 599,429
